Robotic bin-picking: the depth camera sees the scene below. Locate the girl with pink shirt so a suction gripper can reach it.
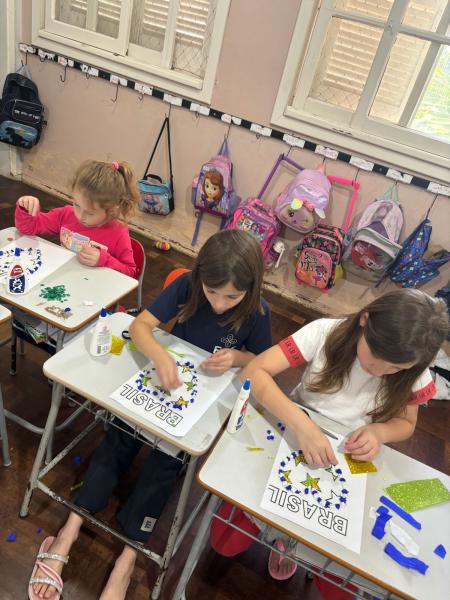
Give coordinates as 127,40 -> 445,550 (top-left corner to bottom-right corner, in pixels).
15,159 -> 139,277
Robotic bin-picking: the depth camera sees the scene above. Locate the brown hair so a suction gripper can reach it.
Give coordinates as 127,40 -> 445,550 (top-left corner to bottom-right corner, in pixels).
72,160 -> 140,220
178,229 -> 265,331
307,289 -> 449,422
202,170 -> 224,200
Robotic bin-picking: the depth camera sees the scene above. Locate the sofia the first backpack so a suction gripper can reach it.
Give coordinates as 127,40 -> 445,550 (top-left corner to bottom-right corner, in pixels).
275,165 -> 331,233
191,138 -> 240,245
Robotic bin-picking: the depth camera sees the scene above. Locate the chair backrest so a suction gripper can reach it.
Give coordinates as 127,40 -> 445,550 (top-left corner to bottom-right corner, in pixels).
130,237 -> 146,311
163,268 -> 190,289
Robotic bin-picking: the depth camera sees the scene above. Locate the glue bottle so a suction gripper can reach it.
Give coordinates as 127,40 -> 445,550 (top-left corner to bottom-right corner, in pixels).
6,247 -> 29,295
227,378 -> 251,434
89,308 -> 112,356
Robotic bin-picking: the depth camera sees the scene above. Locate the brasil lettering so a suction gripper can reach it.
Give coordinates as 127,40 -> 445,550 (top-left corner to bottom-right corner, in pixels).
119,383 -> 183,427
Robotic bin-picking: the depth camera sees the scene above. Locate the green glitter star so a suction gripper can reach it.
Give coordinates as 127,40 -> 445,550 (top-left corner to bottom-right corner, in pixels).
301,473 -> 321,492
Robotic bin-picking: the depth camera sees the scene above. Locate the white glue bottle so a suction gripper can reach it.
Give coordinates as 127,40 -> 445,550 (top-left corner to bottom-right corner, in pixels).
89,308 -> 112,356
227,378 -> 251,434
6,247 -> 29,295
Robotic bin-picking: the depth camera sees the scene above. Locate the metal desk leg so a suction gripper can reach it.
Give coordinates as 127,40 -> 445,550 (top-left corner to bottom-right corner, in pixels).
150,455 -> 199,600
45,331 -> 66,464
0,386 -> 11,467
20,382 -> 64,517
172,494 -> 220,600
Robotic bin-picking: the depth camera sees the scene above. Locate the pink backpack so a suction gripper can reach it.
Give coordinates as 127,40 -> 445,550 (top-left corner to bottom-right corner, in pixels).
275,165 -> 331,233
295,177 -> 360,290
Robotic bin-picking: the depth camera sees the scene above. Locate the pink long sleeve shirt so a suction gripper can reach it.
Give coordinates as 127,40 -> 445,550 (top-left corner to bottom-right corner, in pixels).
15,204 -> 136,278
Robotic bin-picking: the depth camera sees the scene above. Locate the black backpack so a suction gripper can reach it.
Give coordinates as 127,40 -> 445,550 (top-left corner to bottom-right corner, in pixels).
0,73 -> 45,149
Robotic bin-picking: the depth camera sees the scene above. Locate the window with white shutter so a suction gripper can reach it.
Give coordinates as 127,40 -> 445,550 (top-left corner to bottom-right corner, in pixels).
33,0 -> 229,101
273,0 -> 450,183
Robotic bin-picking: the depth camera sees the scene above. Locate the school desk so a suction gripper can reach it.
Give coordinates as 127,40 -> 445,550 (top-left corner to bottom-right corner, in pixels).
172,404 -> 450,600
20,311 -> 240,599
0,227 -> 138,454
0,304 -> 12,466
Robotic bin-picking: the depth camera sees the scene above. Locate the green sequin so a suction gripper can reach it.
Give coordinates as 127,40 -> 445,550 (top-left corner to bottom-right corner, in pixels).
39,285 -> 70,303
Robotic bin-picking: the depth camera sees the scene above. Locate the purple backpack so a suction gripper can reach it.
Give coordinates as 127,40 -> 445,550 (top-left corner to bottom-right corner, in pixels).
191,138 -> 240,245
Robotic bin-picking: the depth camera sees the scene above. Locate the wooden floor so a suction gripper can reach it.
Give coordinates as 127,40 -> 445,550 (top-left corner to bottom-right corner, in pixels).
0,176 -> 449,600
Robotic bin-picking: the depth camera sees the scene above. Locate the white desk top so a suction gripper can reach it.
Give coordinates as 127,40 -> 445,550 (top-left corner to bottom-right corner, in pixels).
198,405 -> 450,600
43,312 -> 239,455
0,304 -> 12,325
0,228 -> 137,332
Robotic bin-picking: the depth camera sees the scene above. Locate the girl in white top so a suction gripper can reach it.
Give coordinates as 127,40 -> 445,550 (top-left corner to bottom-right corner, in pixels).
243,289 -> 449,467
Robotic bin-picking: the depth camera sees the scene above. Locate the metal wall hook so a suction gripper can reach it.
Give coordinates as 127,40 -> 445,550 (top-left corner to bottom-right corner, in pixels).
60,65 -> 67,83
138,91 -> 144,101
85,71 -> 91,80
39,54 -> 46,63
111,83 -> 119,102
225,121 -> 232,140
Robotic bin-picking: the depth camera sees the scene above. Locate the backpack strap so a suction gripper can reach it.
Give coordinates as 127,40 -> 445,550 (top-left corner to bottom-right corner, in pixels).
191,211 -> 203,246
327,176 -> 360,233
142,116 -> 174,204
257,154 -> 304,199
218,137 -> 229,157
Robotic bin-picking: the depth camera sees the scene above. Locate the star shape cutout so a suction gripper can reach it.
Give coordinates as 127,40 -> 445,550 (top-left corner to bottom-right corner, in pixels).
301,473 -> 321,492
181,364 -> 194,374
155,385 -> 171,396
294,453 -> 307,466
184,380 -> 194,392
324,489 -> 341,505
172,396 -> 189,408
281,470 -> 292,484
325,466 -> 339,481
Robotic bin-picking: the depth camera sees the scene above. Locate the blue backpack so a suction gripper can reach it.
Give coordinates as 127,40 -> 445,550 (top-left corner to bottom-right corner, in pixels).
380,215 -> 450,288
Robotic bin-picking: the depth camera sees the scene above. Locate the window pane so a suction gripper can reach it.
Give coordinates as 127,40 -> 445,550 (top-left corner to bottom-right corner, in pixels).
130,0 -> 169,53
335,0 -> 394,22
409,45 -> 450,142
402,0 -> 447,33
54,0 -> 122,39
370,34 -> 429,123
173,0 -> 215,78
309,18 -> 383,111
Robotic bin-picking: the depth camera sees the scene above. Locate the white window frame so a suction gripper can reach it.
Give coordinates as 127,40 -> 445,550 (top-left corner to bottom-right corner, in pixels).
272,0 -> 450,184
32,0 -> 231,103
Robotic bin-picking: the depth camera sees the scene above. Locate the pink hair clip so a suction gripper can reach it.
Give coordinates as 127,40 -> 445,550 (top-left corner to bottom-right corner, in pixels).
112,161 -> 119,171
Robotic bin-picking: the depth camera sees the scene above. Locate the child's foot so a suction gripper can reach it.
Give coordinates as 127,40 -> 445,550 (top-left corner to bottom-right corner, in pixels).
99,546 -> 137,600
31,513 -> 82,598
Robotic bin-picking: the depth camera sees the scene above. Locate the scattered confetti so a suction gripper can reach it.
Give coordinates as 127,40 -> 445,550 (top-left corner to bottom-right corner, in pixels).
82,300 -> 93,306
36,528 -> 42,534
110,335 -> 126,355
45,306 -> 73,319
277,422 -> 286,432
266,429 -> 275,441
70,481 -> 84,492
385,478 -> 450,512
434,544 -> 446,559
39,284 -> 70,303
246,447 -> 264,452
73,455 -> 81,466
345,454 -> 378,474
6,532 -> 17,542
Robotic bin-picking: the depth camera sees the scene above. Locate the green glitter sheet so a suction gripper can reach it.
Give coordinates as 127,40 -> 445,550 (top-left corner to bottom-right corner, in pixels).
385,478 -> 450,512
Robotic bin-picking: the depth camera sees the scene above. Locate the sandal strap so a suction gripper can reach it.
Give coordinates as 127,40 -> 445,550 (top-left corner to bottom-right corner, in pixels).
37,551 -> 69,564
29,576 -> 63,594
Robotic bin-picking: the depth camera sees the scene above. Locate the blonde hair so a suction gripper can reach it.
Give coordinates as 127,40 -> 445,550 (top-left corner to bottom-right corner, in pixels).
72,160 -> 140,220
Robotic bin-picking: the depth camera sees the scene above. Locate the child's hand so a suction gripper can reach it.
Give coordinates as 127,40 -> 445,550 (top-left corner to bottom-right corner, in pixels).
78,245 -> 101,267
295,420 -> 337,467
345,424 -> 383,461
201,349 -> 235,374
17,195 -> 40,216
155,352 -> 183,389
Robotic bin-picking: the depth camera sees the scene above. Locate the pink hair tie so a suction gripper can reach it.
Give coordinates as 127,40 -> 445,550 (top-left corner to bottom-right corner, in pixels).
112,161 -> 119,171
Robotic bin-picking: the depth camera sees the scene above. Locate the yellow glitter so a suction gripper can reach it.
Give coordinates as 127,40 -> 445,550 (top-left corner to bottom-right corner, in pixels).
301,473 -> 321,491
110,335 -> 126,355
294,453 -> 307,466
282,470 -> 293,485
345,454 -> 377,474
246,446 -> 264,452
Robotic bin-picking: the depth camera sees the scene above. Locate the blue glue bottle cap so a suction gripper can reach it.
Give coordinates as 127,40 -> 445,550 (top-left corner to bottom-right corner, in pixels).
14,247 -> 21,257
100,308 -> 108,318
243,378 -> 250,391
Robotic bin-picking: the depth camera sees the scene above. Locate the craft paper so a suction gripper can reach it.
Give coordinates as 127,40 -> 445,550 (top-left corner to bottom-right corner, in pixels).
0,236 -> 73,291
260,436 -> 367,553
385,478 -> 450,512
109,342 -> 235,437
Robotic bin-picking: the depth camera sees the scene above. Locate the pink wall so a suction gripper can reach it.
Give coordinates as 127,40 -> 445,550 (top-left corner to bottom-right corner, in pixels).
17,0 -> 449,314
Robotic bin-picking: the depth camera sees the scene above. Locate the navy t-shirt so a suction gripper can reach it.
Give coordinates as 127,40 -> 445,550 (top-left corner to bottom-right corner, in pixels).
148,273 -> 272,355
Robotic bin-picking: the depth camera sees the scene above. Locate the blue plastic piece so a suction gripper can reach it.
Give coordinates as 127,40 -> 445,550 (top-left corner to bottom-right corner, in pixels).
384,542 -> 428,574
371,510 -> 392,540
379,495 -> 421,530
6,531 -> 17,542
434,544 -> 446,559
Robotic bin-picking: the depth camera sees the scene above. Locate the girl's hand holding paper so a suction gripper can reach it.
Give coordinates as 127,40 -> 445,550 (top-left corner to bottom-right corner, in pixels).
78,244 -> 101,267
201,348 -> 235,374
345,424 -> 383,461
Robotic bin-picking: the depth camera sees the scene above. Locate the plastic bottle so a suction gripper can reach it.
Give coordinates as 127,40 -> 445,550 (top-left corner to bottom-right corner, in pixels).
89,308 -> 112,356
6,247 -> 29,295
227,378 -> 251,434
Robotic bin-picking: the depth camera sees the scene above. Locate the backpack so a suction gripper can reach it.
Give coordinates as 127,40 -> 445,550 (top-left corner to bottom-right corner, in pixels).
275,165 -> 331,233
295,177 -> 360,290
380,216 -> 450,288
191,138 -> 240,245
342,186 -> 403,282
226,197 -> 280,267
0,71 -> 44,149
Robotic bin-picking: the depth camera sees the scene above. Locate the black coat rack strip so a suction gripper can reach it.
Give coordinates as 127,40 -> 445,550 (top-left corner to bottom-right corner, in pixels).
19,43 -> 450,198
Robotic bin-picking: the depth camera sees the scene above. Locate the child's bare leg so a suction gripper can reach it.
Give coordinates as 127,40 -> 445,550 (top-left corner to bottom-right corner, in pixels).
32,511 -> 83,599
99,545 -> 137,600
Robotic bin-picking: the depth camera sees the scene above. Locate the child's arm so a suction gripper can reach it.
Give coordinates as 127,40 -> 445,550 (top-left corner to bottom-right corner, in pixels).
201,348 -> 255,372
129,309 -> 182,389
345,405 -> 418,461
15,197 -> 63,236
242,346 -> 337,467
80,230 -> 136,277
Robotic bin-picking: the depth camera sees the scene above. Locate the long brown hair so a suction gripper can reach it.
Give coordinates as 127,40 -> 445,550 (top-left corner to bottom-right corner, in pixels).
308,289 -> 449,421
178,229 -> 265,331
72,160 -> 139,220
